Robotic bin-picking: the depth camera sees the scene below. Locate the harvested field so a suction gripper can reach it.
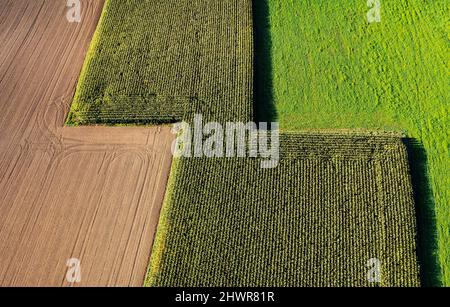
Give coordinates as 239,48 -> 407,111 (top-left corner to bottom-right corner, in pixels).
68,0 -> 253,125
0,0 -> 174,286
147,133 -> 421,287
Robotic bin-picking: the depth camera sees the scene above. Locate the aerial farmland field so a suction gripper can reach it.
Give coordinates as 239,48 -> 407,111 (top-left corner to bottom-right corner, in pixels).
0,0 -> 175,287
254,0 -> 449,286
0,0 -> 447,291
68,0 -> 253,125
147,133 -> 420,287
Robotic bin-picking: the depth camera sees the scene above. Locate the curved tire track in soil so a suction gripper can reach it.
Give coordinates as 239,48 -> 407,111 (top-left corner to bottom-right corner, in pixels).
0,0 -> 175,286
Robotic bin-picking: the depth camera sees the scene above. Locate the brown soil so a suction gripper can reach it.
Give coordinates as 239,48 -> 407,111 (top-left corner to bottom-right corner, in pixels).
0,0 -> 175,286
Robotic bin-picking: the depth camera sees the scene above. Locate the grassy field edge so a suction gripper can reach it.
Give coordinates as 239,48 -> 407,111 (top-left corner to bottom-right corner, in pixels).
144,158 -> 181,287
65,0 -> 110,126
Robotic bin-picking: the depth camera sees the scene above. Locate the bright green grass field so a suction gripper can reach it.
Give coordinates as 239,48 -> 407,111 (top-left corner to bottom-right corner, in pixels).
261,0 -> 448,285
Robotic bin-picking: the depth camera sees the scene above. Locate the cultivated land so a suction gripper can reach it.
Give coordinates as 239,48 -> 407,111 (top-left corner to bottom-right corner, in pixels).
255,0 -> 449,285
1,0 -> 429,287
68,0 -> 253,125
71,0 -> 424,286
0,0 -> 174,286
147,133 -> 420,287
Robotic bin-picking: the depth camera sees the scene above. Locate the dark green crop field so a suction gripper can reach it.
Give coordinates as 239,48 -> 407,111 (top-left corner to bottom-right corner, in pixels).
68,0 -> 253,125
146,134 -> 420,287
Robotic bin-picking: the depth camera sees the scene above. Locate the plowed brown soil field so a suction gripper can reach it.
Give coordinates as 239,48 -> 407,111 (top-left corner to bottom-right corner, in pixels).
0,0 -> 174,286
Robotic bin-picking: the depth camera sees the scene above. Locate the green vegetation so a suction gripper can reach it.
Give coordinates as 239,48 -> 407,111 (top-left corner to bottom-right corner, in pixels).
255,0 -> 449,285
68,0 -> 253,125
147,133 -> 420,287
69,0 -> 435,286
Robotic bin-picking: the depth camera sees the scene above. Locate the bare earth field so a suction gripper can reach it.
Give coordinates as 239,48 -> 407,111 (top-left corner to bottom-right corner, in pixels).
0,0 -> 174,286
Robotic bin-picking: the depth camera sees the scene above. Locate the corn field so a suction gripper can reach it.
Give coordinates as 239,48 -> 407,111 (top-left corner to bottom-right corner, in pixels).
146,133 -> 421,287
68,0 -> 253,125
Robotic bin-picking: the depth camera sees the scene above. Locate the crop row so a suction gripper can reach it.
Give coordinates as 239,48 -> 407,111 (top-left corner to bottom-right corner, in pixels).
146,134 -> 420,287
68,0 -> 253,125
